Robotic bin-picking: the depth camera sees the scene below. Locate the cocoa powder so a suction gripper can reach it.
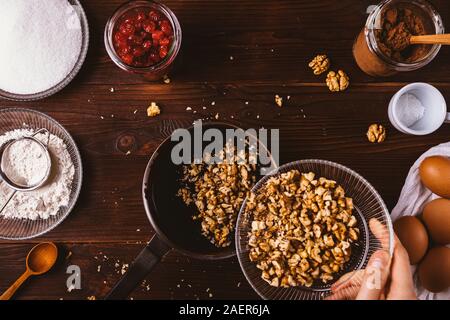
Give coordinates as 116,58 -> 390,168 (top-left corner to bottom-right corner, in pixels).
376,6 -> 431,63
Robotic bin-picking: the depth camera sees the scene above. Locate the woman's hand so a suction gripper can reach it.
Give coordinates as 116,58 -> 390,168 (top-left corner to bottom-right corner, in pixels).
327,218 -> 417,300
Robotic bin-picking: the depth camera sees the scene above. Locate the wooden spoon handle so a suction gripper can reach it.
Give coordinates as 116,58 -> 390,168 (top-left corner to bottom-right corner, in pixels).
0,270 -> 31,300
410,34 -> 450,45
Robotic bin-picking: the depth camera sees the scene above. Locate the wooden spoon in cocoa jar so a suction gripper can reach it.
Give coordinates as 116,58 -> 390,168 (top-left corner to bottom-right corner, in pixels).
392,30 -> 450,51
409,34 -> 450,46
0,242 -> 58,300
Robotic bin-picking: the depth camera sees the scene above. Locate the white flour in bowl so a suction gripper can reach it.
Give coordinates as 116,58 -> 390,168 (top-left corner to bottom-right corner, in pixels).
1,138 -> 49,187
0,129 -> 75,220
0,0 -> 82,95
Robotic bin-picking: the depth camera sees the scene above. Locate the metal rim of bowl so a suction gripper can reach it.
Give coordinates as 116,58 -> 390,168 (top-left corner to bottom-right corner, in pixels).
0,0 -> 90,102
235,159 -> 394,300
0,108 -> 83,240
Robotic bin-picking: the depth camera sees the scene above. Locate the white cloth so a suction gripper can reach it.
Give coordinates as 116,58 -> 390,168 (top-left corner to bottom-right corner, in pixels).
391,141 -> 450,300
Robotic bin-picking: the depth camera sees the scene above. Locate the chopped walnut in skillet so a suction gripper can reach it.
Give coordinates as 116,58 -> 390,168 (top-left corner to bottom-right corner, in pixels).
177,146 -> 257,248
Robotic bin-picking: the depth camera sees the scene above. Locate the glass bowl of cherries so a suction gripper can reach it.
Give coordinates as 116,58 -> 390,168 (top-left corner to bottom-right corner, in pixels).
104,0 -> 182,80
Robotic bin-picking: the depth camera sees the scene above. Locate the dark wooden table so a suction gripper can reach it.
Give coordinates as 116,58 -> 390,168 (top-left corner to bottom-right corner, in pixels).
0,0 -> 449,300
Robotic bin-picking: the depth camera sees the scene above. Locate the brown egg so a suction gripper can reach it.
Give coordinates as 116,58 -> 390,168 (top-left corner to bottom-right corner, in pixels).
419,156 -> 450,198
393,216 -> 429,264
423,198 -> 450,245
418,246 -> 450,293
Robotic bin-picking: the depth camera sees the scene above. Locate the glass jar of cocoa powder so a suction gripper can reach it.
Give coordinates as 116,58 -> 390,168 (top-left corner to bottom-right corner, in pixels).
353,0 -> 444,77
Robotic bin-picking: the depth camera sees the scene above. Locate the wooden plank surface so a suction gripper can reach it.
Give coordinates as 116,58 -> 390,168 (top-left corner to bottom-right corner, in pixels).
0,0 -> 449,300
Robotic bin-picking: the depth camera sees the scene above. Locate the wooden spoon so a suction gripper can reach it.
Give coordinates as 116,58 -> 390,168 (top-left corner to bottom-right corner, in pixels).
410,34 -> 450,46
0,242 -> 58,300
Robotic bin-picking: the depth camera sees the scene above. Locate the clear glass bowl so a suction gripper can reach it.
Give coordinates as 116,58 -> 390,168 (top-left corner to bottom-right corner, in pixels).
0,108 -> 83,240
236,159 -> 394,300
0,0 -> 89,101
104,0 -> 182,81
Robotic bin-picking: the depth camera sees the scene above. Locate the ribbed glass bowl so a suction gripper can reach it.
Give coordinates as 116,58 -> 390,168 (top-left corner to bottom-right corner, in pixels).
236,159 -> 393,300
0,0 -> 89,101
0,108 -> 83,240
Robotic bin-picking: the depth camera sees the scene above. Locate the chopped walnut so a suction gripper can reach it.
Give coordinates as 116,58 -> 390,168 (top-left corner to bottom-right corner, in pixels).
367,124 -> 386,143
275,95 -> 283,107
147,102 -> 161,117
308,54 -> 330,75
246,170 -> 359,288
326,70 -> 350,92
177,145 -> 257,248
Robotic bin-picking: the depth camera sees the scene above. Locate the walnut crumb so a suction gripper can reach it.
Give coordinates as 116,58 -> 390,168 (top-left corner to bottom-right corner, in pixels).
147,102 -> 161,117
163,75 -> 171,84
275,95 -> 283,107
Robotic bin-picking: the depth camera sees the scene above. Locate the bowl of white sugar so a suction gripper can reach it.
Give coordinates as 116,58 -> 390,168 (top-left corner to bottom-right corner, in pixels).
0,108 -> 83,240
0,0 -> 89,101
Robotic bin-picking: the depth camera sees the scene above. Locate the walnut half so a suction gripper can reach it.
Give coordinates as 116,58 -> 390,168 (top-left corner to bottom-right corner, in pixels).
367,124 -> 386,143
308,54 -> 330,75
326,70 -> 350,92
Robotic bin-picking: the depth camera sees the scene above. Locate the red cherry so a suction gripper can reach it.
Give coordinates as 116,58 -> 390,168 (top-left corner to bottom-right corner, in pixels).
152,30 -> 164,40
114,33 -> 128,48
119,45 -> 132,55
149,50 -> 161,63
159,45 -> 168,58
114,32 -> 126,43
149,10 -> 160,22
160,20 -> 172,36
142,20 -> 156,33
134,20 -> 143,31
143,40 -> 153,50
123,18 -> 133,25
119,22 -> 135,36
159,37 -> 170,46
136,12 -> 147,22
128,35 -> 144,45
120,53 -> 134,65
132,47 -> 145,57
115,40 -> 127,49
140,31 -> 150,39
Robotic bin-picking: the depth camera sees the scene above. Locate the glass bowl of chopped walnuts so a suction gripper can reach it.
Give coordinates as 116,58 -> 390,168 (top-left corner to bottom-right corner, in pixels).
236,159 -> 393,300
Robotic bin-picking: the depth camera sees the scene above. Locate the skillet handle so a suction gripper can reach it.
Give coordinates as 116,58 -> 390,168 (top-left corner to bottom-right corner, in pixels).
105,234 -> 171,300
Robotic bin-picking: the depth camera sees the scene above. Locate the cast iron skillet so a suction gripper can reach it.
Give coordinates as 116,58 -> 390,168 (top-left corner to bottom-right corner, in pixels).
106,122 -> 268,299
